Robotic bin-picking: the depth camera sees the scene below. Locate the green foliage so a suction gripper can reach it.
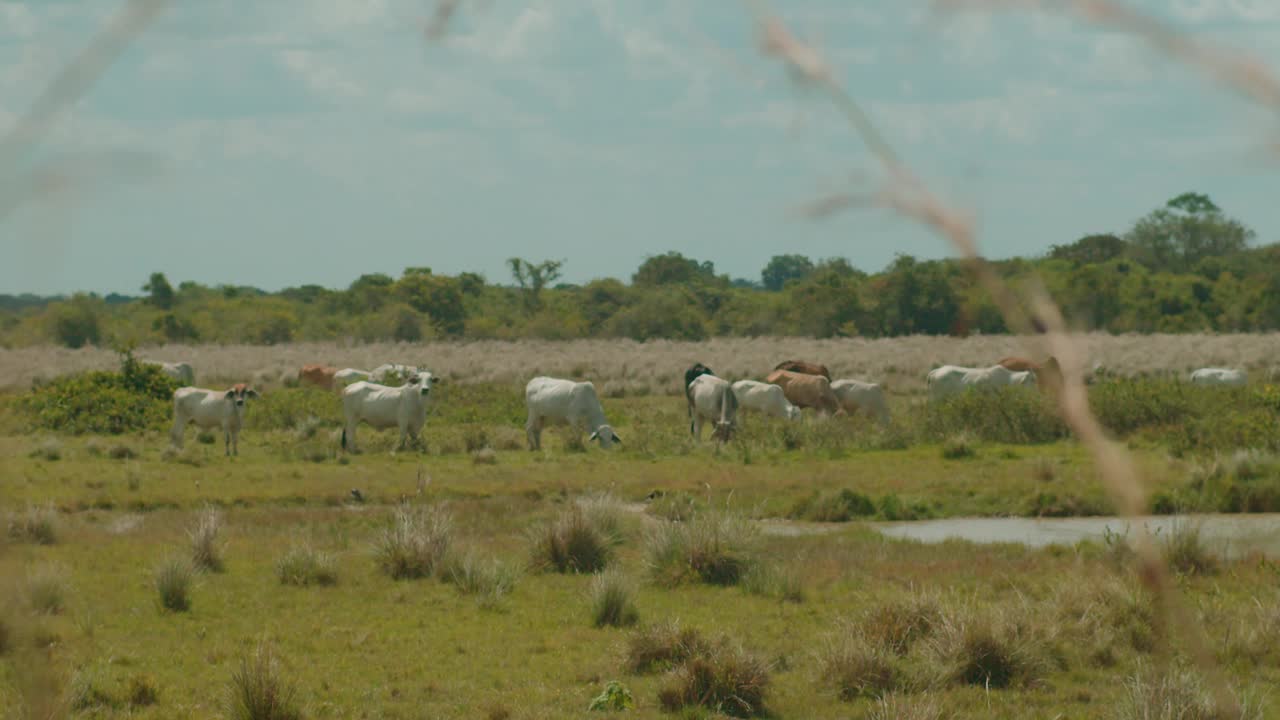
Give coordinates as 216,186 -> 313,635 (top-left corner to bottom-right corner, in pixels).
20,350 -> 179,434
760,254 -> 814,291
589,568 -> 639,627
155,557 -> 194,612
143,272 -> 176,310
790,489 -> 876,522
374,504 -> 454,580
227,641 -> 303,720
276,544 -> 338,586
51,293 -> 103,348
644,513 -> 759,587
926,389 -> 1066,444
588,680 -> 635,712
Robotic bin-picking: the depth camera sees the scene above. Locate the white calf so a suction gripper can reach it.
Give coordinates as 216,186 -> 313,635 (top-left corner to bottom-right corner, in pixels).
1190,367 -> 1246,387
689,374 -> 739,443
340,372 -> 436,453
525,377 -> 619,450
147,360 -> 195,385
730,380 -> 799,421
334,368 -> 371,388
927,364 -> 1016,401
370,364 -> 429,385
170,384 -> 259,456
831,379 -> 890,425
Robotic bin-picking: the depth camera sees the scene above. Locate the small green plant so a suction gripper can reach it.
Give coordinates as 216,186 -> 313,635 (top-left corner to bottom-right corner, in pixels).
226,640 -> 302,720
156,557 -> 194,612
589,568 -> 639,627
189,506 -> 225,573
588,680 -> 634,712
790,488 -> 875,522
374,503 -> 453,580
276,544 -> 338,586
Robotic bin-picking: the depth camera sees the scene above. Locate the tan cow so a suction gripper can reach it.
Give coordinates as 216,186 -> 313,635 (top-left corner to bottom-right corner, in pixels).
299,364 -> 338,390
998,356 -> 1063,397
765,369 -> 845,417
773,360 -> 831,380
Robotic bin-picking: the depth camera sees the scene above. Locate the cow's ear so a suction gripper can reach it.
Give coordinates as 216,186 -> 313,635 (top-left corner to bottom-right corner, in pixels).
247,389 -> 261,399
224,389 -> 236,399
612,433 -> 622,445
589,431 -> 599,442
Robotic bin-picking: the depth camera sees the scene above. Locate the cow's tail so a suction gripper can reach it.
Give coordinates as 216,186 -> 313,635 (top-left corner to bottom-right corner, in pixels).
340,427 -> 348,451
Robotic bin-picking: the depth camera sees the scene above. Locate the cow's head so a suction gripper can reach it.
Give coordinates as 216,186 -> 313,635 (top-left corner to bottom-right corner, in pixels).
407,371 -> 437,396
711,420 -> 735,443
225,384 -> 260,408
785,405 -> 802,422
589,425 -> 621,449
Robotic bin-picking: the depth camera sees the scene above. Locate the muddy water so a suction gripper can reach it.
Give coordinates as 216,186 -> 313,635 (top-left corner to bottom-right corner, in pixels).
874,514 -> 1280,558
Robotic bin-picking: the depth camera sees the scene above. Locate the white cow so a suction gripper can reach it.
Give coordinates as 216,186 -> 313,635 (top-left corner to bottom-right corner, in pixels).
831,379 -> 890,425
334,368 -> 371,388
170,384 -> 259,456
689,374 -> 739,443
1010,371 -> 1037,387
524,377 -> 619,451
730,380 -> 800,421
927,364 -> 1017,401
147,360 -> 195,385
340,372 -> 437,453
370,364 -> 426,384
1190,367 -> 1247,387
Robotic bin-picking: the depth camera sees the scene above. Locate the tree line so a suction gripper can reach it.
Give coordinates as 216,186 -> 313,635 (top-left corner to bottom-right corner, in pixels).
2,192 -> 1276,349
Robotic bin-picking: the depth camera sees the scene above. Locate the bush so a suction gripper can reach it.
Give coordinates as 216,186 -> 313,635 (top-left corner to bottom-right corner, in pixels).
226,641 -> 302,720
20,351 -> 179,434
189,506 -> 225,573
820,632 -> 904,701
6,504 -> 57,545
940,433 -> 977,460
27,565 -> 70,615
644,513 -> 759,587
156,557 -> 194,612
790,488 -> 876,522
657,639 -> 771,718
29,437 -> 62,461
1163,521 -> 1219,576
127,674 -> 161,707
442,551 -> 520,609
625,621 -> 710,674
276,544 -> 338,586
589,568 -> 639,628
924,388 -> 1065,444
530,504 -> 619,574
374,503 -> 453,580
588,680 -> 635,712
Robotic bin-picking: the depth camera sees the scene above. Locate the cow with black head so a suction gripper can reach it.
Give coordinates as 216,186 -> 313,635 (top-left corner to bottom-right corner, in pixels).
684,362 -> 715,419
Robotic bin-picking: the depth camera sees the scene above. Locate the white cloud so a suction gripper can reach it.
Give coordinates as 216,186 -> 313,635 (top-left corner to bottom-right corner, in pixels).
0,1 -> 37,38
276,49 -> 364,98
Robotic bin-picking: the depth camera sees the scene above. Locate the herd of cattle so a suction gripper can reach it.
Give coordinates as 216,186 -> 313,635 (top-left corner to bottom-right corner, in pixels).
141,356 -> 1250,457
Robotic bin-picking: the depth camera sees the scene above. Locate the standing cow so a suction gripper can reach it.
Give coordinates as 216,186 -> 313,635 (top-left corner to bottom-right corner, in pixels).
340,371 -> 437,453
1190,368 -> 1247,387
731,379 -> 800,421
683,363 -> 716,418
773,360 -> 831,380
525,377 -> 620,451
299,364 -> 338,390
170,384 -> 260,456
689,374 -> 739,443
147,360 -> 196,386
927,365 -> 1017,401
831,379 -> 890,425
765,369 -> 845,417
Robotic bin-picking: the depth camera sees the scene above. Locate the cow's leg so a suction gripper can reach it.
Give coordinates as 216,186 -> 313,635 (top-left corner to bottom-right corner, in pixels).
170,415 -> 186,449
526,414 -> 542,450
692,416 -> 703,442
223,421 -> 232,456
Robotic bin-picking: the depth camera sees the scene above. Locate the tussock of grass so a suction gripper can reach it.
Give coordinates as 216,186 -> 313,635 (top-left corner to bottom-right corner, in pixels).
928,610 -> 1048,690
189,506 -> 225,573
740,561 -> 805,603
26,565 -> 70,615
69,667 -> 117,711
127,673 -> 160,707
656,638 -> 771,718
374,503 -> 453,580
276,544 -> 338,587
588,568 -> 639,628
227,641 -> 302,720
29,437 -> 62,461
646,491 -> 703,522
940,433 -> 977,460
790,488 -> 875,522
530,504 -> 618,574
471,447 -> 498,465
819,629 -> 904,701
1163,521 -> 1219,576
862,596 -> 942,656
156,557 -> 194,612
644,512 -> 759,587
6,503 -> 57,545
1116,666 -> 1265,720
866,694 -> 948,720
625,621 -> 710,674
443,550 -> 520,609
108,443 -> 137,460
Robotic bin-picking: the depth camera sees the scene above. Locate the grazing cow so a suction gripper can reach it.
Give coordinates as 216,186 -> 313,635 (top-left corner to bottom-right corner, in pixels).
997,356 -> 1040,373
298,364 -> 338,390
999,355 -> 1063,395
1190,367 -> 1247,387
683,363 -> 716,417
765,369 -> 845,417
525,376 -> 620,451
1010,371 -> 1037,387
731,380 -> 800,421
773,360 -> 831,380
147,360 -> 195,386
927,364 -> 1017,401
370,364 -> 428,385
689,374 -> 739,443
170,384 -> 259,456
334,368 -> 371,388
340,372 -> 437,453
831,379 -> 890,425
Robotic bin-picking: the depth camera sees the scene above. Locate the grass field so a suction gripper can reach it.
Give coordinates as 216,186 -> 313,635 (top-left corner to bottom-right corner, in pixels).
3,340 -> 1280,718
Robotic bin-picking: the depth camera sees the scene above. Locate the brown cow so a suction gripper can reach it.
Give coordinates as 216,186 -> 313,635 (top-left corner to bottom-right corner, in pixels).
997,356 -> 1063,395
773,359 -> 831,380
765,369 -> 845,417
299,364 -> 338,390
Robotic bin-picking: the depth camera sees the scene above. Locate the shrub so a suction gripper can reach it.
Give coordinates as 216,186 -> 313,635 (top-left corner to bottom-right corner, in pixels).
587,680 -> 635,712
940,433 -> 977,460
625,621 -> 710,674
790,488 -> 876,522
925,388 -> 1065,444
29,437 -> 62,461
530,505 -> 618,574
20,351 -> 179,434
226,641 -> 302,720
657,639 -> 771,718
189,506 -> 225,573
820,632 -> 904,701
644,513 -> 759,586
443,551 -> 520,609
127,673 -> 161,707
6,504 -> 57,544
1163,521 -> 1219,576
374,503 -> 453,580
276,544 -> 338,587
589,568 -> 639,628
27,565 -> 70,615
156,557 -> 194,612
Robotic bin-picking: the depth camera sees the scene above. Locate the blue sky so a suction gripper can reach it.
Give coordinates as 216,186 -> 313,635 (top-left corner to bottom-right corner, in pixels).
1,0 -> 1278,295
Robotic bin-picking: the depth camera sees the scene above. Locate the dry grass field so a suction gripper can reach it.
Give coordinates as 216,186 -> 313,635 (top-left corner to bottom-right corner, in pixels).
4,333 -> 1278,394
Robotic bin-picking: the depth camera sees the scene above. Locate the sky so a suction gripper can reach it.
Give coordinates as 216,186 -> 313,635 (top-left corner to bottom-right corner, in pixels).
1,0 -> 1279,295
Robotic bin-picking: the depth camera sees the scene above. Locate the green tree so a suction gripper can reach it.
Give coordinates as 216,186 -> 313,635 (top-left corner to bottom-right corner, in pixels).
347,273 -> 395,312
507,258 -> 564,313
51,294 -> 103,348
761,254 -> 815,291
867,255 -> 959,336
632,252 -> 715,287
142,272 -> 175,311
395,269 -> 466,336
1125,193 -> 1254,273
1048,234 -> 1125,265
